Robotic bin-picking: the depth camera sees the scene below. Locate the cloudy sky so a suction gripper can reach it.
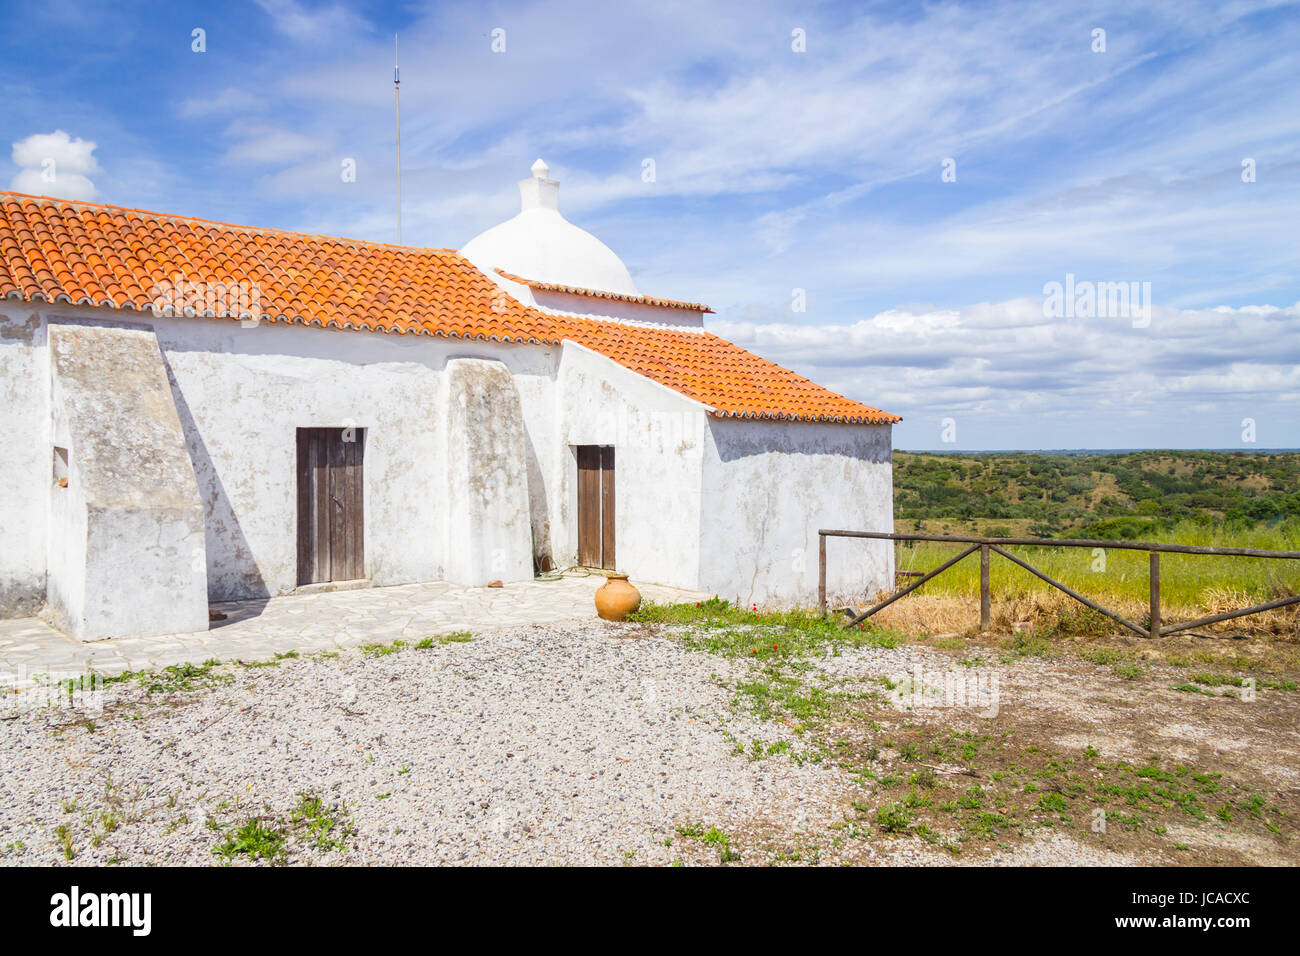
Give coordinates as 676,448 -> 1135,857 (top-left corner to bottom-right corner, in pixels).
3,0 -> 1297,449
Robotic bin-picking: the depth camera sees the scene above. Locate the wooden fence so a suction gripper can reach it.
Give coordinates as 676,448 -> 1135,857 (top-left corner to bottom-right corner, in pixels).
817,530 -> 1300,638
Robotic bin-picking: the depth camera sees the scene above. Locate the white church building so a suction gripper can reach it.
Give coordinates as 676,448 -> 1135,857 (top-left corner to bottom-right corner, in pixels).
0,161 -> 898,641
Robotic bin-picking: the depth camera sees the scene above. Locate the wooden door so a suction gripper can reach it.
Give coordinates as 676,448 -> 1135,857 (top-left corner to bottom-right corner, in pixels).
599,446 -> 615,570
297,427 -> 365,585
576,445 -> 615,569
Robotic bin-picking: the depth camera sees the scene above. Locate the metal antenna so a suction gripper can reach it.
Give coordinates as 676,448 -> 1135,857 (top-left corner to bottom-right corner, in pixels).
394,33 -> 402,244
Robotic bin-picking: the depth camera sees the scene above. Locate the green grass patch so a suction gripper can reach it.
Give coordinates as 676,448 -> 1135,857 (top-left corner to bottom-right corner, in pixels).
675,822 -> 741,862
211,791 -> 353,864
291,793 -> 353,852
213,819 -> 287,864
630,598 -> 908,660
1189,672 -> 1297,692
359,640 -> 408,657
874,803 -> 913,833
106,660 -> 234,694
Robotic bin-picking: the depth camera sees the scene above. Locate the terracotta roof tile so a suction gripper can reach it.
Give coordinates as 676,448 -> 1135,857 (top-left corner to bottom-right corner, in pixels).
495,269 -> 714,313
0,191 -> 898,425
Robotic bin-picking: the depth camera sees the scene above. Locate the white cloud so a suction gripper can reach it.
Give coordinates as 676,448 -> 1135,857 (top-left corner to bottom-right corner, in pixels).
252,0 -> 371,43
711,299 -> 1300,449
22,0 -> 1291,449
178,87 -> 263,118
10,130 -> 99,200
220,122 -> 327,165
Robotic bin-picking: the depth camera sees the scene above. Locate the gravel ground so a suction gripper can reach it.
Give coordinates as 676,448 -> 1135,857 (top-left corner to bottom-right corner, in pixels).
0,623 -> 854,866
5,619 -> 1268,866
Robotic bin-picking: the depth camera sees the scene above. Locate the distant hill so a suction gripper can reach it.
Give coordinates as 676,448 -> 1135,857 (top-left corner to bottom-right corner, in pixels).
894,450 -> 1300,539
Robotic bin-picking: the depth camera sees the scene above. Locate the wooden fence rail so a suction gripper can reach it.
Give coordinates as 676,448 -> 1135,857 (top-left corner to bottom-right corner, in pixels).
817,530 -> 1300,638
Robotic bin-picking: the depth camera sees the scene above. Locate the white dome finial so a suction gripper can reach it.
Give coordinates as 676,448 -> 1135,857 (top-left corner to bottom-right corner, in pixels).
460,157 -> 638,295
519,158 -> 559,212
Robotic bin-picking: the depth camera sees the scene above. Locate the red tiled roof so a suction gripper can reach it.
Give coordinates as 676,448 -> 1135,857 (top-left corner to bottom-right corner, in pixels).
0,192 -> 899,425
495,269 -> 714,313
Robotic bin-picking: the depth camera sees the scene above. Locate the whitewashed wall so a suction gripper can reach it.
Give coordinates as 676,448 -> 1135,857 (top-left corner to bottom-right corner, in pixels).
1,303 -> 895,627
46,323 -> 208,639
151,314 -> 562,600
0,308 -> 50,618
699,418 -> 894,608
442,358 -> 535,586
552,342 -> 708,590
0,305 -> 565,609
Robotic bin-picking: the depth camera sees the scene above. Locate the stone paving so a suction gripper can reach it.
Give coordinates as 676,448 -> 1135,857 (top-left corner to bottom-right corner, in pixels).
0,574 -> 707,689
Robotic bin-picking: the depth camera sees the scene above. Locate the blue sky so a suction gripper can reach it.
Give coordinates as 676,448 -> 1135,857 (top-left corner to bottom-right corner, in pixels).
3,0 -> 1298,450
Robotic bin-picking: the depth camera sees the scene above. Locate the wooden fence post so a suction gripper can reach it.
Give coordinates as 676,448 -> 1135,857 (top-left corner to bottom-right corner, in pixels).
819,529 -> 1300,635
979,544 -> 991,630
1149,551 -> 1160,639
818,532 -> 827,618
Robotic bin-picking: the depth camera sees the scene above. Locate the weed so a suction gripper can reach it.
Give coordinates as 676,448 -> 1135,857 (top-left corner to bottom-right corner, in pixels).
54,824 -> 75,861
213,819 -> 287,864
133,660 -> 233,694
360,640 -> 408,657
875,803 -> 913,833
629,599 -> 907,659
1037,792 -> 1070,814
675,821 -> 740,862
290,792 -> 353,852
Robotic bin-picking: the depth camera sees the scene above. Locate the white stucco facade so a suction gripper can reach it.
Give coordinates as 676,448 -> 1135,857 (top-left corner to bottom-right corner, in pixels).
0,161 -> 896,640
700,418 -> 894,606
0,300 -> 893,636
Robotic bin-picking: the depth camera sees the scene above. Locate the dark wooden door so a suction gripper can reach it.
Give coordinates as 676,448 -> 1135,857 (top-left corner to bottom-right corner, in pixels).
297,427 -> 365,585
577,445 -> 615,569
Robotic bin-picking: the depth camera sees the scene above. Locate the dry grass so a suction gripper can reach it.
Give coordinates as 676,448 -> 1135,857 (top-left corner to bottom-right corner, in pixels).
870,585 -> 1300,640
866,589 -> 1300,675
891,521 -> 1300,610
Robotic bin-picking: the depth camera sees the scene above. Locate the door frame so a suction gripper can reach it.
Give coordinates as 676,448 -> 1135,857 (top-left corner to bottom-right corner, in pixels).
296,426 -> 366,586
574,444 -> 615,570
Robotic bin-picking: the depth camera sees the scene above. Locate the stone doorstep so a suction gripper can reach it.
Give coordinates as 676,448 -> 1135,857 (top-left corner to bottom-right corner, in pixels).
292,578 -> 371,596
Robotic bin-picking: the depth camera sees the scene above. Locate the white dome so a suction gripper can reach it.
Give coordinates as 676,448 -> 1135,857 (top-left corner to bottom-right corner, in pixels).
461,159 -> 637,296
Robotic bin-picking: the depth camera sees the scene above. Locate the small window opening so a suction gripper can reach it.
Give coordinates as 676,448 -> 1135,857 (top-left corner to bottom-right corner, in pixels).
53,447 -> 69,488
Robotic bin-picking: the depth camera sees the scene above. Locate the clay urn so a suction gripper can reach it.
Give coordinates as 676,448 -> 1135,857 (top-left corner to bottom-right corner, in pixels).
595,573 -> 641,621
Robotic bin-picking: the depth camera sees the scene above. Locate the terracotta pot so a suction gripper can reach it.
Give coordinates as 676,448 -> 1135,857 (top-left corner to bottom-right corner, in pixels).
595,573 -> 641,621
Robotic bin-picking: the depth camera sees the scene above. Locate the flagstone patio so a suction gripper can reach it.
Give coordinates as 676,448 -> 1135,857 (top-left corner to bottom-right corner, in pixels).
0,575 -> 707,688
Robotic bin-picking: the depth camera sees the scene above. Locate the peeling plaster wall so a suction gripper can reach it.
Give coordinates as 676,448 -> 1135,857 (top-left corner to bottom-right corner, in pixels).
700,418 -> 894,608
554,342 -> 707,589
442,358 -> 534,585
45,348 -> 86,632
0,309 -> 49,617
46,323 -> 208,640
